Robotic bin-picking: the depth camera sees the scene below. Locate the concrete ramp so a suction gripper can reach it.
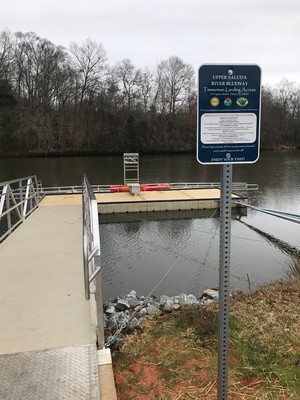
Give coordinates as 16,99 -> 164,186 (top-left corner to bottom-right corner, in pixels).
0,344 -> 99,400
0,195 -> 117,400
0,203 -> 94,354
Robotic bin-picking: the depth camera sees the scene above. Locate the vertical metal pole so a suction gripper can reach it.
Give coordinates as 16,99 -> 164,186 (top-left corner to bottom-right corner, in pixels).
218,164 -> 232,400
29,179 -> 33,212
91,197 -> 105,349
19,180 -> 24,216
6,188 -> 11,233
123,154 -> 126,185
95,259 -> 105,349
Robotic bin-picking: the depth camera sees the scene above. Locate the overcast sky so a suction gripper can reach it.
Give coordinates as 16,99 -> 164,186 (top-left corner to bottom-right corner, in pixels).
1,0 -> 300,86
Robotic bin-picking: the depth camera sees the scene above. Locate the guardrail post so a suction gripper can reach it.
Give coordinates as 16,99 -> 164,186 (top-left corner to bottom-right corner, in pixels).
29,178 -> 33,211
5,189 -> 11,232
94,256 -> 105,349
0,185 -> 8,215
19,180 -> 24,216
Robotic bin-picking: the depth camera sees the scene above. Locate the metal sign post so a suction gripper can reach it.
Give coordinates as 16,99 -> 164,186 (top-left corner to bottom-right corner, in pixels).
218,164 -> 232,400
196,65 -> 261,399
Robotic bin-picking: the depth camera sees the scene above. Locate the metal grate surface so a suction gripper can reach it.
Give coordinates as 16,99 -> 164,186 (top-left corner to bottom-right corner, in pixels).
0,344 -> 99,400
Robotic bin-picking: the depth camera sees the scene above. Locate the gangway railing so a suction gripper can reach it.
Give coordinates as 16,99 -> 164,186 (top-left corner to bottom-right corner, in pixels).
169,182 -> 258,191
82,175 -> 104,348
41,184 -> 112,194
234,201 -> 300,224
41,181 -> 258,195
0,176 -> 43,243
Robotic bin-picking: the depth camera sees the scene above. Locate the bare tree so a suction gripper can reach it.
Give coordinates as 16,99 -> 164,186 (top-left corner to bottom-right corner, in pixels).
0,31 -> 13,80
12,32 -> 69,150
69,39 -> 108,148
113,58 -> 141,111
274,78 -> 298,146
69,38 -> 107,107
137,68 -> 155,113
52,63 -> 78,148
156,56 -> 194,114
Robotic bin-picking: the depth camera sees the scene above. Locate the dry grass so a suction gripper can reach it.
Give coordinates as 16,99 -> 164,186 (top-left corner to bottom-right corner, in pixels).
112,278 -> 300,399
288,257 -> 300,278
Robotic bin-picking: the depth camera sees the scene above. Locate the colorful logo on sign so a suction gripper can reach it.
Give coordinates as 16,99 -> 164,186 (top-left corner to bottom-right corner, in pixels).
224,97 -> 232,107
210,97 -> 219,107
236,97 -> 248,107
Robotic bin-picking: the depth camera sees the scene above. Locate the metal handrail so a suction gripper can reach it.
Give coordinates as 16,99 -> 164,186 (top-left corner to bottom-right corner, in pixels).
41,181 -> 258,195
82,174 -> 104,348
42,184 -> 112,194
0,176 -> 43,243
82,175 -> 101,299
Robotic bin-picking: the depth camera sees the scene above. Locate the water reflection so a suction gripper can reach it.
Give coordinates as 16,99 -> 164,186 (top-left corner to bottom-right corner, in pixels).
1,151 -> 299,299
100,212 -> 291,301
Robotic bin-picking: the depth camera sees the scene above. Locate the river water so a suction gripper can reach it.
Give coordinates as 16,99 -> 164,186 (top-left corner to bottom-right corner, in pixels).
1,152 -> 300,300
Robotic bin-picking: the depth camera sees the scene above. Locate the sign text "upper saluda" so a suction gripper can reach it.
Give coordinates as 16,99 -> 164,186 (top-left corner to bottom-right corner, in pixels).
212,75 -> 247,80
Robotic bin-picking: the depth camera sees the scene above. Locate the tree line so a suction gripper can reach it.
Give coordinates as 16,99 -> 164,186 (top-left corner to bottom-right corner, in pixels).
0,30 -> 299,156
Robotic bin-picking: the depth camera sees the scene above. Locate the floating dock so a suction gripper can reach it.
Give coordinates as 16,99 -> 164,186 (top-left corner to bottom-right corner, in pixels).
40,187 -> 247,215
95,188 -> 247,214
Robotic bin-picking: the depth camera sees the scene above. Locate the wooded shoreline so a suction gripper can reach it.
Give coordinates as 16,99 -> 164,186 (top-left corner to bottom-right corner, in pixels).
1,30 -> 300,157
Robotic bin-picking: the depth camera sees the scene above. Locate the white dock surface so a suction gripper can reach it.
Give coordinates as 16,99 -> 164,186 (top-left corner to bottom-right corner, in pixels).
0,200 -> 93,355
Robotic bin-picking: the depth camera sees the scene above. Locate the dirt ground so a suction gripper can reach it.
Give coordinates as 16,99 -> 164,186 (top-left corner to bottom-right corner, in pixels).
112,278 -> 300,400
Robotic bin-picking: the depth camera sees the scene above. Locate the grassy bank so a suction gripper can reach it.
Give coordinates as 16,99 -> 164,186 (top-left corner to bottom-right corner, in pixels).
112,278 -> 300,399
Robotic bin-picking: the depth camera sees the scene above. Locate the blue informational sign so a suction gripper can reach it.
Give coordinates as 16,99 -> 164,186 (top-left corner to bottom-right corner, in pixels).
197,64 -> 261,164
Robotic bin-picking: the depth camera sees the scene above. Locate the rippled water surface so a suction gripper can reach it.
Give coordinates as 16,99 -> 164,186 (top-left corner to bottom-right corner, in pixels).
99,152 -> 300,300
1,152 -> 300,299
100,210 -> 292,300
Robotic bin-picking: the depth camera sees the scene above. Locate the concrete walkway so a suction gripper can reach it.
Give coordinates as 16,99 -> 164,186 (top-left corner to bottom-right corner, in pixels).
0,196 -> 118,399
0,201 -> 94,354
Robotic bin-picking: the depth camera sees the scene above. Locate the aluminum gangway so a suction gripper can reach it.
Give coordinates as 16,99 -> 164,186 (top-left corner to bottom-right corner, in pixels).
0,176 -> 116,400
